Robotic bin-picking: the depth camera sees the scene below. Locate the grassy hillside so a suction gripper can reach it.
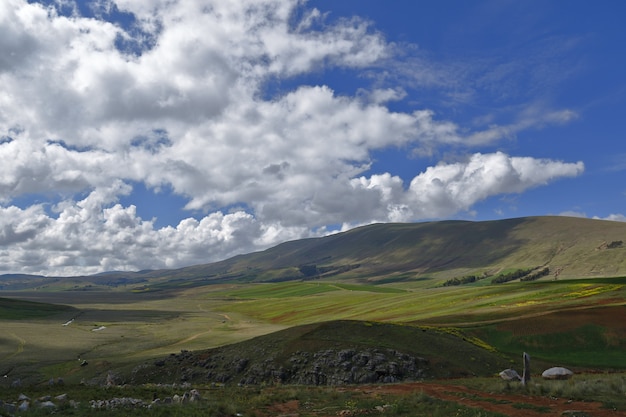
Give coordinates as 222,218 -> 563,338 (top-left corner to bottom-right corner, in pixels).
1,216 -> 625,386
139,216 -> 626,287
2,216 -> 626,291
130,320 -> 513,386
0,297 -> 75,319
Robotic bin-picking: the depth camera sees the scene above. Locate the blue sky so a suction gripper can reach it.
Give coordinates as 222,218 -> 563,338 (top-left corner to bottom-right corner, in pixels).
0,0 -> 624,275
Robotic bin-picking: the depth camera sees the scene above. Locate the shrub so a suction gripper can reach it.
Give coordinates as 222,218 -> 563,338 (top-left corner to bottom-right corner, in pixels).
491,268 -> 536,284
520,267 -> 550,282
443,275 -> 481,287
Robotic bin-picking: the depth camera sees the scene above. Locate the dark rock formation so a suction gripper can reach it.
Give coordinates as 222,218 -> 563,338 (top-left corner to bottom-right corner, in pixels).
134,347 -> 429,386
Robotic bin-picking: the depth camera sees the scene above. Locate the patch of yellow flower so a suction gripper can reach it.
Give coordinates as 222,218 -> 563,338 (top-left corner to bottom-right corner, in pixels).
418,326 -> 497,352
513,300 -> 540,307
566,284 -> 622,298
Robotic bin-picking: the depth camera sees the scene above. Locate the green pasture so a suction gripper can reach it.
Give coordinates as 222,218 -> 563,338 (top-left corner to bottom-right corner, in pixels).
0,290 -> 285,384
224,281 -> 407,300
0,297 -> 74,319
331,283 -> 407,293
467,323 -> 626,369
224,282 -> 340,298
214,279 -> 626,370
218,278 -> 625,325
1,274 -> 625,384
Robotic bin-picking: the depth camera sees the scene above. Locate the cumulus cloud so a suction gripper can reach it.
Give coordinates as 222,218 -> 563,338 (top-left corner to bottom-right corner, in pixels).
558,212 -> 626,223
0,0 -> 585,275
353,153 -> 584,222
558,211 -> 588,219
594,214 -> 626,222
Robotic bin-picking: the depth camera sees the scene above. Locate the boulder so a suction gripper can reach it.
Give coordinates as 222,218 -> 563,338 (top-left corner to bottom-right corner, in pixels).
541,367 -> 573,380
3,402 -> 16,414
39,400 -> 57,409
190,389 -> 201,402
18,400 -> 29,412
498,369 -> 521,381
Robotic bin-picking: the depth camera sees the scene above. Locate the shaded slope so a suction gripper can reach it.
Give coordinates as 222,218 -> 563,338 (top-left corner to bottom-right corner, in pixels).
0,297 -> 75,319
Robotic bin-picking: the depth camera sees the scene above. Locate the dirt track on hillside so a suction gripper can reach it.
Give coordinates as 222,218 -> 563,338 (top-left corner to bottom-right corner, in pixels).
374,382 -> 624,417
264,381 -> 625,416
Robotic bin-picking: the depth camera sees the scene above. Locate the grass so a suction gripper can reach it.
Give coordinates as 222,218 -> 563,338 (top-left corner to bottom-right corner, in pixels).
222,281 -> 406,300
459,372 -> 626,411
2,274 -> 624,385
464,303 -> 626,368
330,283 -> 407,293
125,320 -> 512,388
224,282 -> 341,298
1,217 -> 626,417
0,384 -> 509,417
3,374 -> 625,416
0,297 -> 75,320
0,283 -> 625,415
217,277 -> 626,327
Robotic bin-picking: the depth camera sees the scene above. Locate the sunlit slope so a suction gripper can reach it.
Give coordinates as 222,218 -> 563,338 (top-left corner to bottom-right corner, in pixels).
161,216 -> 626,284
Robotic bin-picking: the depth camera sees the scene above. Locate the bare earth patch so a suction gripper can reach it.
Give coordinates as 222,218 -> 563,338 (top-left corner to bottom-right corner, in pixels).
369,382 -> 624,417
256,381 -> 625,417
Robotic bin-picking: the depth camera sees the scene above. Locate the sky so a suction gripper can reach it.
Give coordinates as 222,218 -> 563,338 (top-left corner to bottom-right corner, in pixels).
1,0 -> 625,276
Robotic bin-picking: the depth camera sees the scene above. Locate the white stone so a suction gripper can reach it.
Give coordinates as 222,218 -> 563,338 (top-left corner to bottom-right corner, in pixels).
542,367 -> 573,380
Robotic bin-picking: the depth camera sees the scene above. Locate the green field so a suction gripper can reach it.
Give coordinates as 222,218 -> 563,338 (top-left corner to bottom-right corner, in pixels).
0,297 -> 75,320
1,275 -> 625,385
1,217 -> 626,415
1,277 -> 625,415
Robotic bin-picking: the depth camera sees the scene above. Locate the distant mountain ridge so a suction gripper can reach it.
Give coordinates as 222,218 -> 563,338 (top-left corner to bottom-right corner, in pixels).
2,216 -> 626,290
153,216 -> 626,284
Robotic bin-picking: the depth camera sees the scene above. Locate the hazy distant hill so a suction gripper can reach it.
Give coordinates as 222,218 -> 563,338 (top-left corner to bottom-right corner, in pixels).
2,216 -> 626,290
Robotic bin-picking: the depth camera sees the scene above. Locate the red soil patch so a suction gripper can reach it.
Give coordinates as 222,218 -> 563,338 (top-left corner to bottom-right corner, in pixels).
261,382 -> 625,417
264,399 -> 300,416
374,382 -> 625,417
497,304 -> 626,336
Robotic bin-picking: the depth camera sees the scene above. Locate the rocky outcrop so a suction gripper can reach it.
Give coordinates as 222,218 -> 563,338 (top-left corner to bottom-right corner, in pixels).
135,347 -> 429,386
0,389 -> 201,414
0,393 -> 76,414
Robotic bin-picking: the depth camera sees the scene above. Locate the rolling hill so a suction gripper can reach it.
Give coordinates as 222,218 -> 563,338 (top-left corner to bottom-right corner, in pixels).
129,320 -> 513,386
126,215 -> 626,286
2,216 -> 626,290
1,216 -> 626,388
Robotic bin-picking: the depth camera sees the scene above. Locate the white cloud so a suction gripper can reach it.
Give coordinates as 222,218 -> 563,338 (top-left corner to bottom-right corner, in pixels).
353,152 -> 584,222
594,214 -> 626,222
0,0 -> 586,275
558,212 -> 626,223
0,183 -> 267,275
558,211 -> 588,219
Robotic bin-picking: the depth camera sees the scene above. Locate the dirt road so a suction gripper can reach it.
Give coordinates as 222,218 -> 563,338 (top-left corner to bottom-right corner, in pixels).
370,382 -> 624,417
265,381 -> 625,416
